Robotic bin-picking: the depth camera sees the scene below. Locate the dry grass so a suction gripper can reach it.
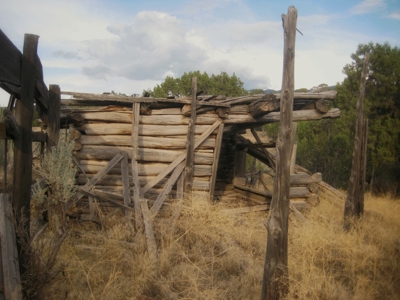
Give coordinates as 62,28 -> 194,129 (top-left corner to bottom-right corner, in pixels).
41,192 -> 400,300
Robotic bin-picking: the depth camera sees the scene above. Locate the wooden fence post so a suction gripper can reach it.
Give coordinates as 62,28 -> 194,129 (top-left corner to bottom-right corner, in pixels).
184,77 -> 197,193
344,52 -> 369,229
46,84 -> 61,152
261,6 -> 297,299
13,34 -> 39,252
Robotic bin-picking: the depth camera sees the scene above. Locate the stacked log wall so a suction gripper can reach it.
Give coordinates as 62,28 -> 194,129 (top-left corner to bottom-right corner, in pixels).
70,106 -> 218,202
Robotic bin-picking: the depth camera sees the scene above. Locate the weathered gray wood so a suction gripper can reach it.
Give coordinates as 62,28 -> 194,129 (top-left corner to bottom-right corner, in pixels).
151,161 -> 185,218
132,103 -> 140,156
78,135 -> 216,148
0,194 -> 22,300
131,153 -> 142,231
141,120 -> 221,194
77,188 -> 132,210
0,29 -> 21,87
76,174 -> 210,190
140,199 -> 158,264
78,162 -> 213,177
249,94 -> 280,118
184,77 -> 197,192
251,128 -> 275,170
344,52 -> 369,229
75,146 -> 214,164
262,7 -> 297,299
224,108 -> 340,125
13,34 -> 39,249
315,99 -> 330,113
72,153 -> 124,206
290,123 -> 298,174
78,123 -> 217,136
60,113 -> 84,128
120,153 -> 131,218
46,85 -> 61,152
209,123 -> 224,200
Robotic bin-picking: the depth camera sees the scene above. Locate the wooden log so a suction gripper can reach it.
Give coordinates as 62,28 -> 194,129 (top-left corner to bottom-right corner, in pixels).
224,108 -> 340,125
75,146 -> 214,164
290,173 -> 322,185
76,174 -> 210,190
229,105 -> 249,115
0,194 -> 22,300
262,7 -> 297,299
78,123 -> 218,136
60,113 -> 84,128
78,135 -> 216,148
46,85 -> 61,152
249,94 -> 280,118
13,34 -> 38,250
141,114 -> 219,125
70,129 -> 81,140
209,123 -> 224,199
315,99 -> 330,113
345,52 -> 369,228
78,163 -> 213,177
73,140 -> 82,151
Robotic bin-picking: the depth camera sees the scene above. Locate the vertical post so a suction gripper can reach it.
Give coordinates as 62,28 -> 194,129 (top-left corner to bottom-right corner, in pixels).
13,34 -> 38,248
209,123 -> 224,200
184,77 -> 197,193
344,53 -> 369,229
131,103 -> 142,230
290,123 -> 297,175
262,6 -> 297,299
46,84 -> 61,152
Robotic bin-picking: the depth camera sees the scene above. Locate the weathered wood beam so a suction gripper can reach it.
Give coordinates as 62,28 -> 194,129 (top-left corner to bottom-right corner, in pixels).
344,52 -> 369,229
0,29 -> 21,87
262,6 -> 297,299
46,85 -> 61,152
13,34 -> 39,247
209,123 -> 224,200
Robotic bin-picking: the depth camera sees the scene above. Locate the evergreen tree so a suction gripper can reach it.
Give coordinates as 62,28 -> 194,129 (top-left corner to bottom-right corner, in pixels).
296,42 -> 400,195
147,71 -> 248,97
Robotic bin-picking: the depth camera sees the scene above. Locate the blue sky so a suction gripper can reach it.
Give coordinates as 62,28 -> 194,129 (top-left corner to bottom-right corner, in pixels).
1,0 -> 399,105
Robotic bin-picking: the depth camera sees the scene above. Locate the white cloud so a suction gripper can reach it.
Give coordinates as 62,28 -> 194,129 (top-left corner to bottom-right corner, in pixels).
350,0 -> 386,14
387,11 -> 400,19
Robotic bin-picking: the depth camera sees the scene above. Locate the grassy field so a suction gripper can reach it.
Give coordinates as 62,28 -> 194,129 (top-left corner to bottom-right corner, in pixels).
39,191 -> 399,300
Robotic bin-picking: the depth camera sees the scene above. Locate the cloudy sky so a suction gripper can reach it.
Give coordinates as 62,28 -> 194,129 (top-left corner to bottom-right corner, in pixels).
1,0 -> 399,106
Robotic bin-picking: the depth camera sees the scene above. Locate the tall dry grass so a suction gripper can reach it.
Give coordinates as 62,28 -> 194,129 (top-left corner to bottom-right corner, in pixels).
42,192 -> 400,299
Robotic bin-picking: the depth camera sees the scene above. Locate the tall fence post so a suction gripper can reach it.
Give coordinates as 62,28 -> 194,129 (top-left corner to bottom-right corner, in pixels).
261,6 -> 297,299
344,52 -> 369,229
46,84 -> 61,152
12,33 -> 39,275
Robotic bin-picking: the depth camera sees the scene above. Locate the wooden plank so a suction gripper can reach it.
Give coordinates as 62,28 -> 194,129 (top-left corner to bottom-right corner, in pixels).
151,161 -> 185,218
209,123 -> 224,200
141,120 -> 222,194
120,153 -> 131,217
131,153 -> 142,231
0,29 -> 21,86
140,199 -> 158,264
0,194 -> 22,300
46,85 -> 61,152
184,76 -> 196,192
12,34 -> 38,251
262,7 -> 297,299
132,103 -> 140,156
251,128 -> 275,170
